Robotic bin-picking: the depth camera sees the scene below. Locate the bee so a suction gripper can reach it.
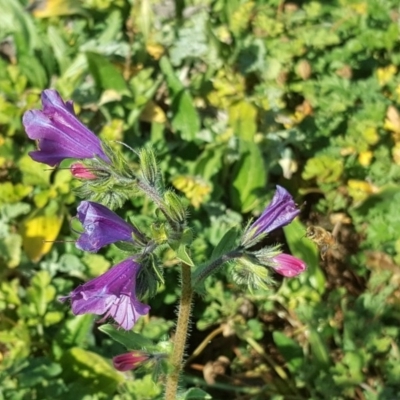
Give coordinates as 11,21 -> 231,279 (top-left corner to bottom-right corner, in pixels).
306,225 -> 338,259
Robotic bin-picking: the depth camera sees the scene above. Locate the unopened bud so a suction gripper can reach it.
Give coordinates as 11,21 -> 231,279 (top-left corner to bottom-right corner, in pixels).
113,351 -> 150,371
139,147 -> 159,186
164,191 -> 186,225
70,163 -> 97,180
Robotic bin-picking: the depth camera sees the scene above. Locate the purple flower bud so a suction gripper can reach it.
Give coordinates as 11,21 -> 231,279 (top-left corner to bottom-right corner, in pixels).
59,258 -> 150,330
70,163 -> 97,180
242,186 -> 300,246
76,201 -> 145,252
23,89 -> 110,166
271,253 -> 306,277
113,351 -> 150,371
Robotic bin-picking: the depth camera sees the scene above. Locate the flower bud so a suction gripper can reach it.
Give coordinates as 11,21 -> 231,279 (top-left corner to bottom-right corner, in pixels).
270,253 -> 306,277
70,163 -> 97,180
139,147 -> 159,186
164,190 -> 186,225
113,351 -> 150,371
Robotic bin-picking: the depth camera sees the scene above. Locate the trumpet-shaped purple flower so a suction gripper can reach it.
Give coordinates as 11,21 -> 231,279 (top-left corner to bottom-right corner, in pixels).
23,89 -> 110,166
271,253 -> 306,277
76,201 -> 146,252
242,185 -> 300,247
59,258 -> 150,330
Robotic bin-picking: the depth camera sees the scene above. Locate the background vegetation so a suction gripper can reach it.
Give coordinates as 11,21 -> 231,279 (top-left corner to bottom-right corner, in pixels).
1,0 -> 400,399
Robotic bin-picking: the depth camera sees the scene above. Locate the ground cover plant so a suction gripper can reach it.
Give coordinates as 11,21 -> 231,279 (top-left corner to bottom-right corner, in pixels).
1,0 -> 400,399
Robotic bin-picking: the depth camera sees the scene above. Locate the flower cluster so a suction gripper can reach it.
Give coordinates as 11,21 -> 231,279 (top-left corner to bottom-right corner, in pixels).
240,185 -> 306,278
23,89 -> 306,381
23,89 -> 151,331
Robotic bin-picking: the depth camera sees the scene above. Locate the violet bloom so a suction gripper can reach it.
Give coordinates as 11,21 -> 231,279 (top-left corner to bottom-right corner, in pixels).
113,351 -> 150,372
76,201 -> 146,252
271,253 -> 306,277
59,258 -> 150,330
23,89 -> 110,166
242,185 -> 300,247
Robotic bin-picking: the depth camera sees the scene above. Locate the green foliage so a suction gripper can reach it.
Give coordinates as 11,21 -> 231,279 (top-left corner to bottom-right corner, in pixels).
1,0 -> 400,398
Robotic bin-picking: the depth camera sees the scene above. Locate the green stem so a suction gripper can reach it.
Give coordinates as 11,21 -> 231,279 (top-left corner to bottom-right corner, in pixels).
164,263 -> 193,400
191,249 -> 242,287
136,178 -> 182,234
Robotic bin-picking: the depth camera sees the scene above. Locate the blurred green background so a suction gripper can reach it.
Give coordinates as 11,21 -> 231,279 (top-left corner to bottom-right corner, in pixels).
1,0 -> 400,399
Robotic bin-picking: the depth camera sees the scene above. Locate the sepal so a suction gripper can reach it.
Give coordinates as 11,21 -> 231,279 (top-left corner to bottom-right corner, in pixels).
139,147 -> 159,187
164,190 -> 187,226
231,255 -> 274,292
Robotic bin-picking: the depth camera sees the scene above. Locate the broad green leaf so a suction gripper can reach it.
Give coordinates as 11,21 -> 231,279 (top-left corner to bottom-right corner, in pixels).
228,101 -> 257,140
159,56 -> 200,141
182,388 -> 212,400
99,324 -> 154,349
273,331 -> 303,373
231,140 -> 266,212
211,226 -> 239,260
61,347 -> 123,394
308,328 -> 331,368
86,52 -> 128,93
283,219 -> 325,294
56,314 -> 95,348
19,154 -> 52,187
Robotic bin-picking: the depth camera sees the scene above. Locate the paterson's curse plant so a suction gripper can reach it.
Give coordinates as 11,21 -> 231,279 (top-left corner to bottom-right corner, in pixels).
23,89 -> 306,400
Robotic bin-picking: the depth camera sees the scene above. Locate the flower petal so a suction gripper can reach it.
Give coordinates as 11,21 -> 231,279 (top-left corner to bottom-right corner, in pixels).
23,89 -> 109,166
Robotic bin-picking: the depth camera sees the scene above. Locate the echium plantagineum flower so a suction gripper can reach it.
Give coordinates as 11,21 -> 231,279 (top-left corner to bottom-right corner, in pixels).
75,201 -> 147,252
60,258 -> 150,330
23,89 -> 110,166
241,185 -> 300,248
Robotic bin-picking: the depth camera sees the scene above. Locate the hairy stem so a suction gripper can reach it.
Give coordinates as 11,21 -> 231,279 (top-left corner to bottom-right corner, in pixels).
136,178 -> 182,234
164,263 -> 192,400
191,249 -> 242,287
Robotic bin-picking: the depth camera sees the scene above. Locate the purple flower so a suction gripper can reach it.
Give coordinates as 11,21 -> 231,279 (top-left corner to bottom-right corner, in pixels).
242,185 -> 300,247
113,351 -> 150,372
271,253 -> 306,277
23,89 -> 110,166
59,258 -> 150,330
76,201 -> 146,252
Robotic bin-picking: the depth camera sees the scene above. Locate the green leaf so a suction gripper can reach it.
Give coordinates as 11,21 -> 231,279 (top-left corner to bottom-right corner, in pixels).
302,155 -> 343,184
211,226 -> 239,260
175,244 -> 195,267
56,314 -> 95,348
61,347 -> 123,394
99,324 -> 154,349
86,52 -> 128,93
26,271 -> 56,317
0,233 -> 22,268
283,219 -> 326,294
273,331 -> 303,373
231,140 -> 266,212
182,387 -> 212,400
308,328 -> 331,368
159,56 -> 200,141
228,101 -> 257,140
